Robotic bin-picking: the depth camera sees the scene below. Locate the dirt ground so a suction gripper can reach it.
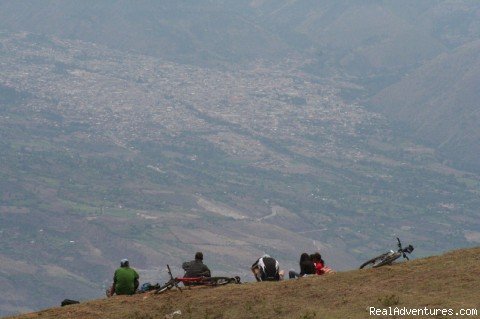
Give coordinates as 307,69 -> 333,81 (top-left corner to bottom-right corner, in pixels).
8,247 -> 480,319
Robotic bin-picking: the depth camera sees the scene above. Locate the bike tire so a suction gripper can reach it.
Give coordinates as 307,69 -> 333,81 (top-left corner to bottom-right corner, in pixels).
154,282 -> 174,295
205,277 -> 237,286
359,252 -> 390,269
373,252 -> 401,268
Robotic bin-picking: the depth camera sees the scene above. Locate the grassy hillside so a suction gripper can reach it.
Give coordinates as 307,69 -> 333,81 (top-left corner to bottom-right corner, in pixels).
7,247 -> 480,319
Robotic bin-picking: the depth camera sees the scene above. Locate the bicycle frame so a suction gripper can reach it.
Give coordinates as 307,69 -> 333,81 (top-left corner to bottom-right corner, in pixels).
359,238 -> 414,269
165,265 -> 222,285
156,264 -> 240,294
176,277 -> 215,285
164,264 -> 183,292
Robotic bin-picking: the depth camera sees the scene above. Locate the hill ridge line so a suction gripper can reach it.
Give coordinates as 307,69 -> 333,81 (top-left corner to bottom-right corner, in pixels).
8,246 -> 480,319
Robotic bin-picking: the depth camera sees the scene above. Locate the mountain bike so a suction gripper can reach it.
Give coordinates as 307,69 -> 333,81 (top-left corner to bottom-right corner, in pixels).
154,265 -> 241,294
359,238 -> 414,269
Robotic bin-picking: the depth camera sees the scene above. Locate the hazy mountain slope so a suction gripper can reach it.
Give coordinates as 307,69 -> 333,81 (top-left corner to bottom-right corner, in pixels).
255,1 -> 446,72
2,1 -> 478,73
418,1 -> 480,49
0,0 -> 288,64
7,247 -> 480,319
370,40 -> 480,173
253,0 -> 480,99
1,31 -> 479,315
315,3 -> 444,74
1,1 -> 478,100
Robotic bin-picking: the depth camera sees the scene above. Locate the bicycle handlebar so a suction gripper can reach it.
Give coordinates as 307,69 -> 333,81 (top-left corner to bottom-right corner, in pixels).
397,238 -> 415,259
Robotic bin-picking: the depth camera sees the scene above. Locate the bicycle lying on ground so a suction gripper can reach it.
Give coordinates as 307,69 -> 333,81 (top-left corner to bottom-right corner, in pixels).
360,238 -> 414,269
154,265 -> 241,294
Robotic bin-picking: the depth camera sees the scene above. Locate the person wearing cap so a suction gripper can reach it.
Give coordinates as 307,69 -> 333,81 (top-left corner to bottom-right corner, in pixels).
107,258 -> 139,296
251,254 -> 283,281
182,252 -> 211,278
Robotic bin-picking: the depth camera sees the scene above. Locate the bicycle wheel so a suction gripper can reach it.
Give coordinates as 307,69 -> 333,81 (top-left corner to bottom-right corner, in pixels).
205,277 -> 237,286
373,252 -> 401,268
359,252 -> 390,269
154,282 -> 174,294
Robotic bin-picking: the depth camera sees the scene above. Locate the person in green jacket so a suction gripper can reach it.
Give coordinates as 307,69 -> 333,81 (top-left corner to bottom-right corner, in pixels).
107,258 -> 139,296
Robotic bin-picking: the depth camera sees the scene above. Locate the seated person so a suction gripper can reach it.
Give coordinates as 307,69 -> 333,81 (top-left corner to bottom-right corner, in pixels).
182,252 -> 211,278
289,253 -> 316,279
251,254 -> 282,281
107,258 -> 139,296
312,252 -> 332,275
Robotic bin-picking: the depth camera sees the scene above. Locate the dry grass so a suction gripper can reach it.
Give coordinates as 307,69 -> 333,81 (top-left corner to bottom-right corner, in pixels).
8,247 -> 480,319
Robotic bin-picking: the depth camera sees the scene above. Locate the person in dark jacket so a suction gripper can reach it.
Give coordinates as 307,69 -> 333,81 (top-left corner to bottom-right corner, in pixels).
182,252 -> 211,278
289,253 -> 316,279
251,254 -> 282,281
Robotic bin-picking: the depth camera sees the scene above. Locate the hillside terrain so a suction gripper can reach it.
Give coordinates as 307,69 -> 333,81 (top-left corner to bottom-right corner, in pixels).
7,247 -> 480,319
370,40 -> 480,173
1,1 -> 480,316
1,31 -> 480,315
0,1 -> 289,65
1,0 -> 479,170
1,1 -> 479,73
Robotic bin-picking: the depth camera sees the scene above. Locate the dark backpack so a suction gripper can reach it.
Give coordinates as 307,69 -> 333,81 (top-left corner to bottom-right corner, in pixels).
139,282 -> 160,292
261,257 -> 279,281
61,299 -> 80,307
